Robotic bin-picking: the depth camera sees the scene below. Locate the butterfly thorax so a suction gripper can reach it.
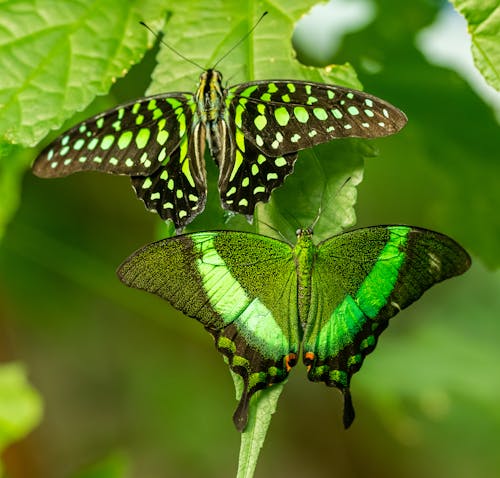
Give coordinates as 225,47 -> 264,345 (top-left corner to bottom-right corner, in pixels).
194,69 -> 227,161
293,228 -> 316,326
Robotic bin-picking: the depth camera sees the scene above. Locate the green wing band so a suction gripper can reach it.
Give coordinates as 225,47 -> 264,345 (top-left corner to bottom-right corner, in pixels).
313,226 -> 409,360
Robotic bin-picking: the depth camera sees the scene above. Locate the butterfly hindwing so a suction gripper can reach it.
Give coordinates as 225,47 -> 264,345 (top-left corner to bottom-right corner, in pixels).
303,225 -> 471,427
227,80 -> 407,157
117,231 -> 300,431
132,122 -> 208,230
218,118 -> 297,217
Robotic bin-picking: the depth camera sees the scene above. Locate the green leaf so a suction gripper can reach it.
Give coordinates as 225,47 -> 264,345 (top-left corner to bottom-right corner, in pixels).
148,1 -> 362,94
71,452 -> 130,478
0,143 -> 33,241
257,140 -> 374,244
0,0 -> 168,146
450,0 -> 500,90
161,2 -> 371,241
236,379 -> 285,478
0,363 -> 43,454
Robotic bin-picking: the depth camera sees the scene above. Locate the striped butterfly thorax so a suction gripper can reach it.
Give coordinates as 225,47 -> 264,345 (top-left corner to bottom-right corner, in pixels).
33,56 -> 407,232
118,225 -> 470,431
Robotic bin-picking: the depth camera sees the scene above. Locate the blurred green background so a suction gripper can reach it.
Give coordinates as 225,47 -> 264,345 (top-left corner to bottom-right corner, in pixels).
0,0 -> 499,477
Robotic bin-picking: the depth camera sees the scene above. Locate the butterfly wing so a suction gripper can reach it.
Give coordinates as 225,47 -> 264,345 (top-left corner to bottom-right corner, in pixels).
303,226 -> 470,428
216,117 -> 297,217
117,231 -> 299,431
131,121 -> 207,231
218,80 -> 407,216
227,80 -> 407,157
33,93 -> 207,230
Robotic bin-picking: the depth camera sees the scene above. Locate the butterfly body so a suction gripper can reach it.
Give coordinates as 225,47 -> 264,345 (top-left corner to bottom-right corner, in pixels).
293,228 -> 316,325
33,68 -> 407,231
117,225 -> 470,431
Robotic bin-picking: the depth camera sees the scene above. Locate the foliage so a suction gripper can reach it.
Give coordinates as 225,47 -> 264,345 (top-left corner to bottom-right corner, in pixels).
450,0 -> 500,90
0,0 -> 498,477
0,363 -> 43,476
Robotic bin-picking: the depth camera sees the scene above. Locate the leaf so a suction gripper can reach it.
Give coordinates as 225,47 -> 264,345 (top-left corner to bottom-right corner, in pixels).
0,363 -> 43,453
71,452 -> 130,478
0,143 -> 32,241
148,1 -> 362,94
450,0 -> 500,90
156,2 -> 371,239
257,140 -> 375,243
0,0 -> 168,146
236,378 -> 285,478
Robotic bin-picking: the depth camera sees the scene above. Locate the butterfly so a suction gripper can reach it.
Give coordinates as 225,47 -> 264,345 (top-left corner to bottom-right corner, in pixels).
32,69 -> 407,231
117,225 -> 470,431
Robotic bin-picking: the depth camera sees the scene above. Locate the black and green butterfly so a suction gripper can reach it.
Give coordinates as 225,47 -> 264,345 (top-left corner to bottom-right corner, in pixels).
33,68 -> 407,231
117,225 -> 470,431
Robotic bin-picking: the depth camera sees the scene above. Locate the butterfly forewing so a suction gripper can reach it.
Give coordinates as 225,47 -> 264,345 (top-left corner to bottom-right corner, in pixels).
228,80 -> 407,157
33,92 -> 194,178
303,225 -> 471,427
117,231 -> 300,432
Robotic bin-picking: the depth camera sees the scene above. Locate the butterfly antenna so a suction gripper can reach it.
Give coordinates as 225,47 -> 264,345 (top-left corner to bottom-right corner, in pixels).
309,205 -> 322,233
212,11 -> 268,69
337,176 -> 352,197
139,21 -> 205,71
257,219 -> 291,245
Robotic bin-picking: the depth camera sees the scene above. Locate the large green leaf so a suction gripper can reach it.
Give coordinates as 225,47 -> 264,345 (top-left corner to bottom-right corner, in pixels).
451,0 -> 500,90
0,0 -> 168,146
148,0 -> 361,94
151,1 -> 368,244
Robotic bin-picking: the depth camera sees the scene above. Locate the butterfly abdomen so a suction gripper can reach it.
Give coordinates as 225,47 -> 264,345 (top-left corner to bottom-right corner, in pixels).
293,229 -> 316,324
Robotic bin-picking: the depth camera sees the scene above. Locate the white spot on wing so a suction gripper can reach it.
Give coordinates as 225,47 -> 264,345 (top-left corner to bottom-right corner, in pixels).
428,252 -> 441,272
391,301 -> 401,312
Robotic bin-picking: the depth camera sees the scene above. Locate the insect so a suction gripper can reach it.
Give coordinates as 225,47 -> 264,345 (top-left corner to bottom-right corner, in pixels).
117,225 -> 470,431
32,15 -> 407,232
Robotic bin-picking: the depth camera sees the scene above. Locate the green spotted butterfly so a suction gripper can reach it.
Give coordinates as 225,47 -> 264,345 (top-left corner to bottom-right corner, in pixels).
117,225 -> 470,431
33,70 -> 407,231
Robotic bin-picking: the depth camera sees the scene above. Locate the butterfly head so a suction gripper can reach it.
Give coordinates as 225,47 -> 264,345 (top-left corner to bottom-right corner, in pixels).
295,227 -> 314,239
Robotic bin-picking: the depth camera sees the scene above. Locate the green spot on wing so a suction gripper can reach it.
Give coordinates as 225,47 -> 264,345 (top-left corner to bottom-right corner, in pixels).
274,107 -> 290,126
118,131 -> 132,149
100,135 -> 115,150
293,106 -> 309,123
